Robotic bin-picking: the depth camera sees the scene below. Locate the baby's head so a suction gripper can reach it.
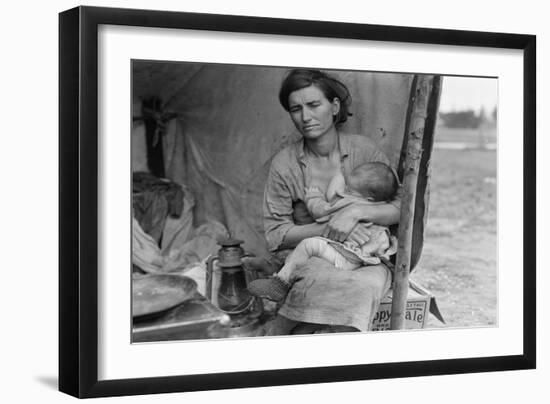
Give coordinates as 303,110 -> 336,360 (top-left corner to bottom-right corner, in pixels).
347,162 -> 398,202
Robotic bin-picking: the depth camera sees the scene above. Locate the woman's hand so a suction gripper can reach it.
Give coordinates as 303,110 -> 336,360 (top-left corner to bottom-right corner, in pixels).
346,222 -> 373,246
323,205 -> 361,242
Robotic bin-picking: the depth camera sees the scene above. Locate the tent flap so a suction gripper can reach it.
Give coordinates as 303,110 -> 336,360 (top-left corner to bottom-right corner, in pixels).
132,62 -> 417,257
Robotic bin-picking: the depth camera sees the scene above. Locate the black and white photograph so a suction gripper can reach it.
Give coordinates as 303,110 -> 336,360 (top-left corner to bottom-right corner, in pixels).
54,4 -> 537,400
130,61 -> 497,341
2,0 -> 547,401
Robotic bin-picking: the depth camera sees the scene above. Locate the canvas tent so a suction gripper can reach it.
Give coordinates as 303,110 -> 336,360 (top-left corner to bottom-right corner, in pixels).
131,61 -> 435,273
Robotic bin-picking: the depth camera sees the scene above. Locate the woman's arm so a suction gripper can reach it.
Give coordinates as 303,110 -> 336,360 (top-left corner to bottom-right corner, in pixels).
323,202 -> 400,242
264,159 -> 330,252
279,222 -> 327,250
352,201 -> 401,225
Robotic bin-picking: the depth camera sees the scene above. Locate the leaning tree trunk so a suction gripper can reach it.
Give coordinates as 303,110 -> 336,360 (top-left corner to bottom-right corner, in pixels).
390,75 -> 442,330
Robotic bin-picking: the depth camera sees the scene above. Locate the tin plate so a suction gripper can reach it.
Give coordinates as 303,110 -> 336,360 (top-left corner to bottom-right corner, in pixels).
132,274 -> 197,319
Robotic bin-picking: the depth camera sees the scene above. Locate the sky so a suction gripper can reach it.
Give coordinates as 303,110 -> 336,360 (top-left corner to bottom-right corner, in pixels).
438,76 -> 497,113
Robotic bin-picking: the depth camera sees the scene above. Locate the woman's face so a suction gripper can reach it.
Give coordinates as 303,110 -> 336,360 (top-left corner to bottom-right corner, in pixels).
287,85 -> 340,140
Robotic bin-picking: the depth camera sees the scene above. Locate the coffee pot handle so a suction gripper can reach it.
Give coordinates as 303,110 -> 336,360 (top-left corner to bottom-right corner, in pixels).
205,255 -> 219,301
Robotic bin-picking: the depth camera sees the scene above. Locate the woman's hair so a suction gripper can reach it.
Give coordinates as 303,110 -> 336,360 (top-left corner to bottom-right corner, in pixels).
350,162 -> 398,202
278,68 -> 352,126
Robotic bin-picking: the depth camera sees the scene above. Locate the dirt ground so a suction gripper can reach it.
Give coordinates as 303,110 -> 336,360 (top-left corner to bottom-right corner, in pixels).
411,126 -> 497,329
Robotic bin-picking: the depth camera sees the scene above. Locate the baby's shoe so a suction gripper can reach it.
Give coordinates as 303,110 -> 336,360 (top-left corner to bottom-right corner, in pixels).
248,276 -> 290,302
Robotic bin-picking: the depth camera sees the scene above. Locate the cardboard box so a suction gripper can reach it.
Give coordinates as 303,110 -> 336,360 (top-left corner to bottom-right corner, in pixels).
370,279 -> 438,331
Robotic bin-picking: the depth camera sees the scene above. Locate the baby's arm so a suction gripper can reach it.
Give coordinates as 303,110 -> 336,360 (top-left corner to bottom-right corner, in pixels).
325,171 -> 346,203
305,188 -> 359,222
304,187 -> 334,219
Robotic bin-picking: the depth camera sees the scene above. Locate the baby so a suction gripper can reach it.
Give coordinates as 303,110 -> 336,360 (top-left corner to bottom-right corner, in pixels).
248,162 -> 399,302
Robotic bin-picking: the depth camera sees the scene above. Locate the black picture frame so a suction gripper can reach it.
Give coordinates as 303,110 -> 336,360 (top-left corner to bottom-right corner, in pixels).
59,5 -> 536,398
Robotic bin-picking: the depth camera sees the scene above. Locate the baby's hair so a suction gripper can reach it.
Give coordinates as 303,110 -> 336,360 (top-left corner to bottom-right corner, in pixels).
349,162 -> 398,202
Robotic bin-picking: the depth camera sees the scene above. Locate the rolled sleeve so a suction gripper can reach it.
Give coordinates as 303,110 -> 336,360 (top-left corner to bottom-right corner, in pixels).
263,167 -> 295,252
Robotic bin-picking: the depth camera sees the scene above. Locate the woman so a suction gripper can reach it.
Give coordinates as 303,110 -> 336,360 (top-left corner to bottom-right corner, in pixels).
256,68 -> 401,334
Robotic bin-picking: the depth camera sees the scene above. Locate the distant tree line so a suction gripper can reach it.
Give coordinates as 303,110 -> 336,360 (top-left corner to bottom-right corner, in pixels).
439,106 -> 497,129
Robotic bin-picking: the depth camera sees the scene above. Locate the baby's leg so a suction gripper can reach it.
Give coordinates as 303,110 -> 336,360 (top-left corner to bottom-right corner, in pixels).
313,242 -> 361,271
276,238 -> 320,282
246,246 -> 309,302
248,238 -> 357,303
278,238 -> 357,283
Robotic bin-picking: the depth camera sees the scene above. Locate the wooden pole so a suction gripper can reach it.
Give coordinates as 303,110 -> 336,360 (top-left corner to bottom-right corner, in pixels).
390,75 -> 434,330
